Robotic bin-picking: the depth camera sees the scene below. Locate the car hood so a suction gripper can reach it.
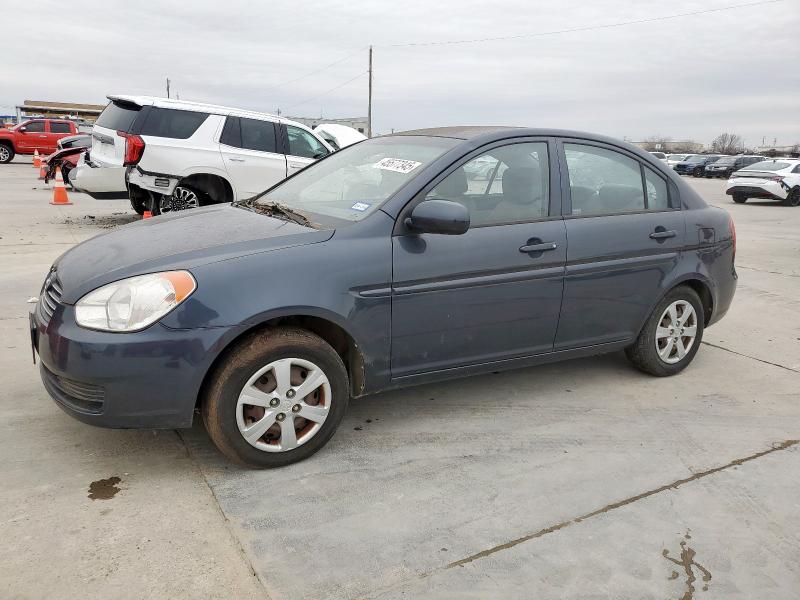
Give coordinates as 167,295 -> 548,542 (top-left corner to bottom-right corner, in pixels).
54,204 -> 333,303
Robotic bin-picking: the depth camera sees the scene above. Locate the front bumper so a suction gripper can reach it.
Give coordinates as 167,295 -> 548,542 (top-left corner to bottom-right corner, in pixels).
31,301 -> 239,429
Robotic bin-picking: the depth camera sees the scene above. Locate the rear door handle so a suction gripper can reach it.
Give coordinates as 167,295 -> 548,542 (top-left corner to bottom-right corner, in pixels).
229,157 -> 245,162
519,241 -> 558,253
649,229 -> 677,240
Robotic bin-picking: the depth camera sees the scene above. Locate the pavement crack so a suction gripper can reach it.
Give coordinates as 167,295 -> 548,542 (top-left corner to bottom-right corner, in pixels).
737,265 -> 800,279
175,430 -> 274,600
701,341 -> 800,374
445,439 -> 798,569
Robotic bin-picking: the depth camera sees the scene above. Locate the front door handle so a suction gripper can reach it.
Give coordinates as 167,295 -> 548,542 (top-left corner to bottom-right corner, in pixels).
229,157 -> 245,162
649,228 -> 677,240
519,241 -> 558,253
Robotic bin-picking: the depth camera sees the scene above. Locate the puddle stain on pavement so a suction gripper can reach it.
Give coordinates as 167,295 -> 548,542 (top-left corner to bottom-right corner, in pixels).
663,531 -> 711,599
88,476 -> 122,500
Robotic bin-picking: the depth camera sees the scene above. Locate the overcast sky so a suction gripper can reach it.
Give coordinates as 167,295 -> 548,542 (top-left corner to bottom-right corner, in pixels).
2,0 -> 798,147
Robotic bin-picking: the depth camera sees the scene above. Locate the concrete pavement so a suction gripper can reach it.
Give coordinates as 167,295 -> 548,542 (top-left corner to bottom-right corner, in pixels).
0,158 -> 797,599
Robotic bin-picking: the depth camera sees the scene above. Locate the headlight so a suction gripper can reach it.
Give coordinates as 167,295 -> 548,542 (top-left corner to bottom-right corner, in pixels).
75,271 -> 196,332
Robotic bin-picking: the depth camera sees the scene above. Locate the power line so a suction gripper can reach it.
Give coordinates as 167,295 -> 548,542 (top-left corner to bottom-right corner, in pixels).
284,71 -> 368,111
264,47 -> 366,93
385,0 -> 782,47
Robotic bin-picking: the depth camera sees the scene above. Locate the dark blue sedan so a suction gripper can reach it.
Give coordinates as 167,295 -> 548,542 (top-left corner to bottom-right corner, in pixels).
31,127 -> 737,467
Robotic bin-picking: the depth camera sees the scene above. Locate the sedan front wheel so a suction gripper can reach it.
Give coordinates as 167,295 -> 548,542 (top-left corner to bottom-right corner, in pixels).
202,327 -> 349,468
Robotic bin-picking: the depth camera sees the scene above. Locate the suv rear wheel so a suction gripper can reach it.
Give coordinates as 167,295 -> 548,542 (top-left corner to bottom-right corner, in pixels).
0,144 -> 14,164
202,327 -> 349,468
625,286 -> 704,377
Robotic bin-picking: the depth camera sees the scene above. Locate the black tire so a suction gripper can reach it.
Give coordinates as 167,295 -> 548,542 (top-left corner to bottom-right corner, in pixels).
625,286 -> 704,377
732,194 -> 747,204
151,184 -> 206,216
782,187 -> 800,207
0,143 -> 14,164
692,167 -> 703,177
202,327 -> 349,468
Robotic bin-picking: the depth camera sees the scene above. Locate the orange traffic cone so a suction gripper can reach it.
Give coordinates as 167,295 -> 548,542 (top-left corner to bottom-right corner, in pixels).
50,167 -> 73,206
38,160 -> 47,180
142,210 -> 153,219
33,150 -> 41,168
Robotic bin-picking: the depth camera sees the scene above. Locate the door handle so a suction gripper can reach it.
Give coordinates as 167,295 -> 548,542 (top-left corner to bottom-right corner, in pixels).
229,157 -> 245,162
289,164 -> 303,169
649,229 -> 676,240
519,241 -> 558,253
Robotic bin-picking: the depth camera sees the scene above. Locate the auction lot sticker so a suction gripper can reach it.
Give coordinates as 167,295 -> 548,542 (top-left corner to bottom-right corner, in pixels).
373,158 -> 422,174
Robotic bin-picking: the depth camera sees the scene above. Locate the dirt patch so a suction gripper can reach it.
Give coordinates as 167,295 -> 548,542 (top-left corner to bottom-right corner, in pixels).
88,476 -> 122,500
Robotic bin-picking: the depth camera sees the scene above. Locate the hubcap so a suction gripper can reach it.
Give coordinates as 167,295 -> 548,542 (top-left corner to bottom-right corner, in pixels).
236,357 -> 331,452
0,147 -> 9,161
160,186 -> 199,213
655,300 -> 698,364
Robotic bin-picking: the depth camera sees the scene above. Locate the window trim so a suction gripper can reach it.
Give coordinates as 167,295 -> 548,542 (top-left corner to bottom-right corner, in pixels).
393,137 -> 560,235
556,138 -> 680,219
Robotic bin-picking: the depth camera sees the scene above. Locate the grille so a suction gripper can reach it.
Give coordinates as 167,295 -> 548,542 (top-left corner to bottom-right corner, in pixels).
41,364 -> 105,414
39,272 -> 63,323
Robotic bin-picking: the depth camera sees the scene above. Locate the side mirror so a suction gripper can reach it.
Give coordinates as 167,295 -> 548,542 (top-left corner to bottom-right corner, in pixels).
405,199 -> 470,235
19,126 -> 27,133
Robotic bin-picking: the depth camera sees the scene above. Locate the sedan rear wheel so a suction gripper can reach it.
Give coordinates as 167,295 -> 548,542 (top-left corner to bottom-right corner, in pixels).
202,327 -> 349,468
732,194 -> 747,204
625,286 -> 704,376
783,187 -> 800,207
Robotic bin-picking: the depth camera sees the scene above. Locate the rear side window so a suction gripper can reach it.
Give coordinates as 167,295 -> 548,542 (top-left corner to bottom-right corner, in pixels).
564,144 -> 645,216
644,167 -> 669,211
50,122 -> 71,134
220,116 -> 241,147
240,118 -> 277,153
24,121 -> 45,132
140,108 -> 208,139
95,101 -> 141,132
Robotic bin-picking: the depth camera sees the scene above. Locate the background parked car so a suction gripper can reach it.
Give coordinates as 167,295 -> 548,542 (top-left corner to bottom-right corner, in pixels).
0,119 -> 79,163
705,155 -> 765,178
43,146 -> 86,185
313,123 -> 367,150
649,151 -> 667,161
674,154 -> 724,177
666,153 -> 694,167
56,134 -> 91,151
726,159 -> 800,206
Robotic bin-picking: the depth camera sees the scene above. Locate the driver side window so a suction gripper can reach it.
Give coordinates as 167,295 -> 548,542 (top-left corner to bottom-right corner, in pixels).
24,121 -> 45,133
425,142 -> 549,227
286,125 -> 330,159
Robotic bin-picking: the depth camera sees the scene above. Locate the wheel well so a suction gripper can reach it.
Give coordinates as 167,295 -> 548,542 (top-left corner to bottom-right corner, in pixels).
682,279 -> 713,325
0,140 -> 13,149
179,173 -> 233,204
195,315 -> 366,410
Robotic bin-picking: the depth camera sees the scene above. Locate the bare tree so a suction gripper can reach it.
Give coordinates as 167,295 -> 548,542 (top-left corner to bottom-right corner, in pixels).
710,133 -> 743,155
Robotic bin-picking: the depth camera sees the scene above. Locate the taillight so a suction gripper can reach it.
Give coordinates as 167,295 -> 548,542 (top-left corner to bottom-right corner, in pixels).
117,130 -> 145,166
768,175 -> 785,182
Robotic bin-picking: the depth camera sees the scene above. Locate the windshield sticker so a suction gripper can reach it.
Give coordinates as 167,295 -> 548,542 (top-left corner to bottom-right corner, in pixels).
373,158 -> 422,174
350,202 -> 371,212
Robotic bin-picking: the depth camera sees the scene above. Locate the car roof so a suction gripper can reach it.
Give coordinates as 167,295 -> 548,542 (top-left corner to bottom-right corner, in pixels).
106,95 -> 314,131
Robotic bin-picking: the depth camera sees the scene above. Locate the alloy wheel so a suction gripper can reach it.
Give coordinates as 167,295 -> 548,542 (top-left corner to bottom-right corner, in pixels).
0,146 -> 10,162
236,358 -> 331,452
160,186 -> 200,213
655,300 -> 698,364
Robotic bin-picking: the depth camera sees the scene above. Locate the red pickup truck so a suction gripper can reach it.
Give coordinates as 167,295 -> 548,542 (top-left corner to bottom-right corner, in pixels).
0,119 -> 80,163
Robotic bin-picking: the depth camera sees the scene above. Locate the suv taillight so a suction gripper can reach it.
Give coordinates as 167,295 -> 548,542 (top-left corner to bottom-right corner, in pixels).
118,130 -> 145,166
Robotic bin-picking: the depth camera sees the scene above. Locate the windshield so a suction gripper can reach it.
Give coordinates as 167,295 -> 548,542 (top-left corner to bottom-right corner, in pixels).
743,161 -> 791,171
255,136 -> 459,223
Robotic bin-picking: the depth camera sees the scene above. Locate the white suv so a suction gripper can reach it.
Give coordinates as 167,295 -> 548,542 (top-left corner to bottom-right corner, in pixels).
74,96 -> 335,214
726,158 -> 800,206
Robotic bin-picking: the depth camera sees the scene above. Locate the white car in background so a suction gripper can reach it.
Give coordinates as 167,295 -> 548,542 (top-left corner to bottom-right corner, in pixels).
72,96 -> 335,215
726,158 -> 800,206
313,123 -> 367,150
667,153 -> 694,167
648,151 -> 667,162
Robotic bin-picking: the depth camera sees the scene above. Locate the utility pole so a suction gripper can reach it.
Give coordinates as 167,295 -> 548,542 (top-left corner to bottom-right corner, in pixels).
166,78 -> 171,99
367,45 -> 373,138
